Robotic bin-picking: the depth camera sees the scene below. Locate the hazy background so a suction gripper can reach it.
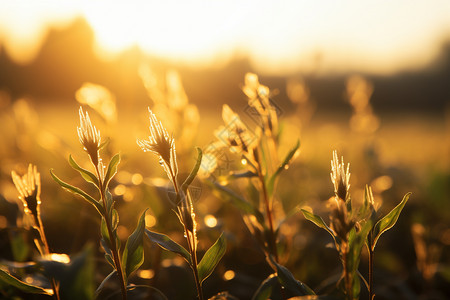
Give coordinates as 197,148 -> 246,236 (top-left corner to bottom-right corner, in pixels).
0,2 -> 449,298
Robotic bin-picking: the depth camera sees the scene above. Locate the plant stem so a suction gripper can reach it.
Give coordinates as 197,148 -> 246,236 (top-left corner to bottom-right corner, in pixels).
172,177 -> 204,300
369,247 -> 374,300
96,166 -> 128,300
342,246 -> 353,300
257,168 -> 279,263
37,216 -> 61,300
187,231 -> 204,300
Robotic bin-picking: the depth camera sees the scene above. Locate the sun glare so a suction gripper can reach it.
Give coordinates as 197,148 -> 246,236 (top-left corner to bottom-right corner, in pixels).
0,0 -> 450,73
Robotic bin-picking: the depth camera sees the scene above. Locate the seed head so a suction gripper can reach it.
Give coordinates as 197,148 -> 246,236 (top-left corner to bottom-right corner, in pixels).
11,164 -> 41,222
330,150 -> 350,202
77,107 -> 101,166
137,108 -> 178,181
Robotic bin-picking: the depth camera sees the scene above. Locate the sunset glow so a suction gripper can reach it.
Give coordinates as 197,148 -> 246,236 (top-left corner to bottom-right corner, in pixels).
1,0 -> 450,74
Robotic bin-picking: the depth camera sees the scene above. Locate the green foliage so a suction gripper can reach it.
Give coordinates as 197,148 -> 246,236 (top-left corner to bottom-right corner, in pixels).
0,268 -> 52,295
182,147 -> 203,194
252,274 -> 278,300
211,181 -> 264,224
267,139 -> 300,197
275,262 -> 315,296
145,229 -> 192,265
40,246 -> 95,300
301,209 -> 336,243
370,192 -> 411,250
122,210 -> 147,280
95,270 -> 116,298
50,169 -> 103,215
68,154 -> 99,188
104,153 -> 121,189
197,233 -> 227,284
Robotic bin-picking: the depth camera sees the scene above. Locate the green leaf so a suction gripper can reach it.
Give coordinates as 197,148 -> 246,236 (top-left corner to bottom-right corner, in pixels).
41,246 -> 95,300
104,153 -> 120,188
145,229 -> 192,265
276,263 -> 315,296
348,221 -> 372,274
301,209 -> 335,240
0,268 -> 52,295
252,274 -> 278,300
197,233 -> 227,284
357,185 -> 373,220
112,209 -> 119,231
126,284 -> 169,300
210,181 -> 265,224
68,155 -> 99,188
50,169 -> 103,215
122,210 -> 147,280
267,139 -> 300,196
101,217 -> 110,245
104,189 -> 115,217
371,192 -> 411,250
95,270 -> 116,299
182,147 -> 202,194
100,218 -> 115,269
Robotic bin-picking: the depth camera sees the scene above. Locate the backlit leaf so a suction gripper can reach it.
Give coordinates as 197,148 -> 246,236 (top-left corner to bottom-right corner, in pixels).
211,181 -> 264,224
301,209 -> 335,239
182,147 -> 202,194
145,229 -> 192,265
68,155 -> 99,188
50,169 -> 102,215
252,274 -> 278,300
198,233 -> 227,284
276,263 -> 315,296
122,210 -> 147,280
371,193 -> 411,250
0,268 -> 52,295
104,153 -> 120,188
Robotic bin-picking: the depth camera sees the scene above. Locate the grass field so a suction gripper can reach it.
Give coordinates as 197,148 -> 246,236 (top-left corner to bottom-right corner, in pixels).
0,75 -> 449,299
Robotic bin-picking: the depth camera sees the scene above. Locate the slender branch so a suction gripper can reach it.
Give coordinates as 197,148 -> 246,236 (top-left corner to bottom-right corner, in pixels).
96,165 -> 128,300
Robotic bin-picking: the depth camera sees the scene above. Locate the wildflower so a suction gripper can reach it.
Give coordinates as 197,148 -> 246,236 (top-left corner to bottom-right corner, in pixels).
330,150 -> 350,202
77,107 -> 101,166
137,108 -> 178,182
11,164 -> 41,223
329,151 -> 354,239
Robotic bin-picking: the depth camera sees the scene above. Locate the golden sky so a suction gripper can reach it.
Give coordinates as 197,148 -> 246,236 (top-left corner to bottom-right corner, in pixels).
1,0 -> 450,75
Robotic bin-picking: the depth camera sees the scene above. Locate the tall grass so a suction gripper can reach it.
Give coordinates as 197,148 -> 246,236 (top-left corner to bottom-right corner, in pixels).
0,72 -> 432,300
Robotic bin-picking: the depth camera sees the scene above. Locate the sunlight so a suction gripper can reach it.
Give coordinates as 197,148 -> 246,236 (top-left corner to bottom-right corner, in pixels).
0,0 -> 80,64
0,0 -> 450,73
82,0 -> 242,65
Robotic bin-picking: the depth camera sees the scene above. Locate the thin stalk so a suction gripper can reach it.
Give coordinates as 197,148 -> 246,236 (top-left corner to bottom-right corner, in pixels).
172,176 -> 204,300
186,230 -> 204,300
257,167 -> 279,263
342,246 -> 353,300
96,165 -> 128,300
37,216 -> 61,300
369,247 -> 374,300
